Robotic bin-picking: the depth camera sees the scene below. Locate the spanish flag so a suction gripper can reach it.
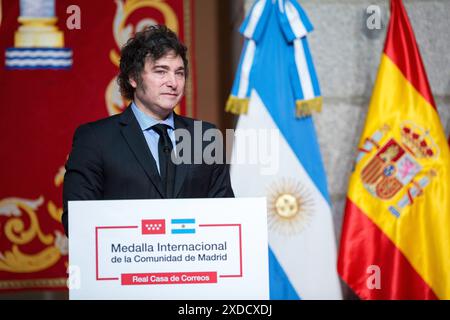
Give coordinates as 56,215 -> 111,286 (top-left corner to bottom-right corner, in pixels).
338,0 -> 450,299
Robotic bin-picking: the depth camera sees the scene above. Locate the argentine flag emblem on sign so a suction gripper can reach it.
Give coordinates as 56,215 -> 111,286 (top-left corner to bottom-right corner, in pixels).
171,219 -> 196,234
227,0 -> 342,299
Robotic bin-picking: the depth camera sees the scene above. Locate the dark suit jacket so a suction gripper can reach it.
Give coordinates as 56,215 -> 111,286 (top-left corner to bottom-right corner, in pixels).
62,107 -> 234,235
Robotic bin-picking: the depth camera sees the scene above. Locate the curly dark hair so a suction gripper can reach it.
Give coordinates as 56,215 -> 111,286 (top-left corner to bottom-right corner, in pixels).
118,25 -> 188,100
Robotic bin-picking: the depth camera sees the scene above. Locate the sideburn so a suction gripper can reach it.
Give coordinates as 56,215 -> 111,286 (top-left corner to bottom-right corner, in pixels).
133,73 -> 147,95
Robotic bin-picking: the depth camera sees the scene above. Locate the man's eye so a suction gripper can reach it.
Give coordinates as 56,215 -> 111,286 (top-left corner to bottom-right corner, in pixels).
155,70 -> 166,74
176,72 -> 185,77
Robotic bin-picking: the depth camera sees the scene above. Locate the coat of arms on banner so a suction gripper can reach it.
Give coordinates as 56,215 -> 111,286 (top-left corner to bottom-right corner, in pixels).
0,0 -> 193,292
5,0 -> 72,69
355,121 -> 439,218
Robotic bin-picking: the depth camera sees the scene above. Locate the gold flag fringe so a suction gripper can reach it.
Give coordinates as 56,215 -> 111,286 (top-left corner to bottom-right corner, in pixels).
225,95 -> 322,118
225,96 -> 249,115
296,97 -> 323,118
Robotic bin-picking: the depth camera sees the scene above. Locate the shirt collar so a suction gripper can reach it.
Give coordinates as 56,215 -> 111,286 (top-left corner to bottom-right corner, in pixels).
131,102 -> 174,131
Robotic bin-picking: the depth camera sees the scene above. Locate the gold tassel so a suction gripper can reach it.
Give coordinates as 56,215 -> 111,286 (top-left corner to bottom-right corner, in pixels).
225,96 -> 250,115
296,97 -> 323,118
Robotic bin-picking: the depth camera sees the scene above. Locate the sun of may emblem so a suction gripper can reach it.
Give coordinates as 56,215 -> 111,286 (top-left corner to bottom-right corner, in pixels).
267,178 -> 314,236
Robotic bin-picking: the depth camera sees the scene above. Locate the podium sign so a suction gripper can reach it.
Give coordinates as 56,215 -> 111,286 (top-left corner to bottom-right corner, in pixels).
68,198 -> 269,300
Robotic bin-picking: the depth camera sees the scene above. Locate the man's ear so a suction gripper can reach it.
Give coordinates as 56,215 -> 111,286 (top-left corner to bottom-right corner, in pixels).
129,77 -> 137,89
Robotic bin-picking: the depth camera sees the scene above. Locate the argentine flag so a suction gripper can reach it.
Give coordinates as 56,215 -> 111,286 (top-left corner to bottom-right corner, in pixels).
227,0 -> 342,299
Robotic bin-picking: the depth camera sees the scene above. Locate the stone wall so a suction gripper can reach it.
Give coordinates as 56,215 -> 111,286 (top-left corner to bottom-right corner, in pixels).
244,0 -> 450,239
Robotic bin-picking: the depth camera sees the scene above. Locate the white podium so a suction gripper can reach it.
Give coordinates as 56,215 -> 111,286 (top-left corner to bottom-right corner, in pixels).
68,198 -> 269,300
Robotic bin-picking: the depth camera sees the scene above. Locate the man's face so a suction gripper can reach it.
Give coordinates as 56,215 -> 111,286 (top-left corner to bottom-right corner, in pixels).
130,51 -> 185,119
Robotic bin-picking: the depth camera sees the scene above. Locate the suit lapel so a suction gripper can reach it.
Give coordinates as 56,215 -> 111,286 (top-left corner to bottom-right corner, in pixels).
119,107 -> 165,197
173,113 -> 191,197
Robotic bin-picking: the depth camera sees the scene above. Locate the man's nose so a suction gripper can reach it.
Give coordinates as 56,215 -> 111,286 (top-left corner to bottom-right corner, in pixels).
166,72 -> 178,88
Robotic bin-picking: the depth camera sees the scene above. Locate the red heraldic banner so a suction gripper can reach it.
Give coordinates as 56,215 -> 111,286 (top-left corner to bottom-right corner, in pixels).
0,0 -> 195,291
338,0 -> 450,299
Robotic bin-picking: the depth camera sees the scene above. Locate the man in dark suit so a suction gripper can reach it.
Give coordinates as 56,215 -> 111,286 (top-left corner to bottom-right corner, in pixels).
62,25 -> 234,236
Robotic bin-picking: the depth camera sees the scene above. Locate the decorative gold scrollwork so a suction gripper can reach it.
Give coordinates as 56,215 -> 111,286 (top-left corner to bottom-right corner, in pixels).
0,245 -> 61,273
1,197 -> 53,245
0,195 -> 66,273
